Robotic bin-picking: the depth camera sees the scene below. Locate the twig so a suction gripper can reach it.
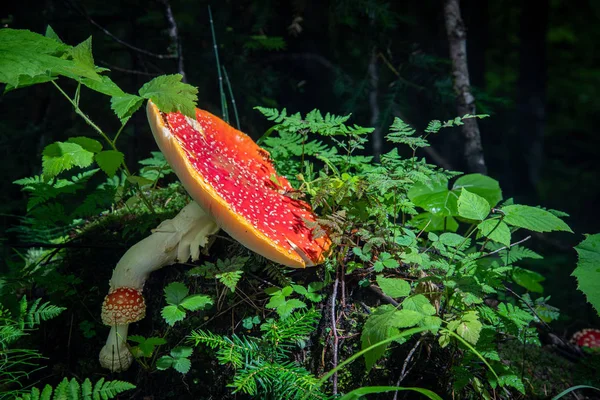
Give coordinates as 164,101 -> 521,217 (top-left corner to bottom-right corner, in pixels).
478,235 -> 531,259
70,1 -> 177,59
393,339 -> 422,400
369,284 -> 399,307
330,271 -> 340,394
160,0 -> 186,81
98,61 -> 160,77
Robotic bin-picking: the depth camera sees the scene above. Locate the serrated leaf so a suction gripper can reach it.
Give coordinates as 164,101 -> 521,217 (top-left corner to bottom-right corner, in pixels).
376,276 -> 411,298
70,37 -> 96,72
439,232 -> 466,248
361,305 -> 401,370
80,75 -> 124,96
171,346 -> 193,358
503,205 -> 572,233
161,305 -> 186,326
478,219 -> 511,246
458,188 -> 490,220
180,294 -> 213,311
42,141 -> 94,178
453,174 -> 502,207
45,25 -> 61,42
455,311 -> 482,345
573,234 -> 600,315
67,137 -> 102,153
95,150 -> 124,177
408,177 -> 458,216
172,357 -> 191,374
402,294 -> 436,316
276,298 -> 306,319
111,94 -> 144,123
164,282 -> 189,305
128,335 -> 146,344
138,74 -> 198,118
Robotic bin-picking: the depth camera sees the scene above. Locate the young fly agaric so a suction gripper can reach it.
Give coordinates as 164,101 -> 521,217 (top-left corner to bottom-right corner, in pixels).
99,101 -> 330,372
99,202 -> 219,372
570,328 -> 600,350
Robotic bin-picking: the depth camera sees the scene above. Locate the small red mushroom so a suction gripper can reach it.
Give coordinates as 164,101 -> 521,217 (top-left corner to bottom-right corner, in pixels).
99,101 -> 331,372
570,328 -> 600,350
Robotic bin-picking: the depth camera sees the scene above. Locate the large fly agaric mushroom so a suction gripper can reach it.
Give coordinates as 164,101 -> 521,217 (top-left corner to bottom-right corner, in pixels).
99,101 -> 330,372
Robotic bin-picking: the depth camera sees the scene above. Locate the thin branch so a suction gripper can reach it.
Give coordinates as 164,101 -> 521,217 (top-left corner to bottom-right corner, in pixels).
70,1 -> 176,59
330,271 -> 340,395
478,235 -> 532,259
393,339 -> 422,400
369,284 -> 399,307
98,61 -> 161,77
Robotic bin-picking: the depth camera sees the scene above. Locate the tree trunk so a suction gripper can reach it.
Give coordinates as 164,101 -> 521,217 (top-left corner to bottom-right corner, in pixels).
444,0 -> 487,175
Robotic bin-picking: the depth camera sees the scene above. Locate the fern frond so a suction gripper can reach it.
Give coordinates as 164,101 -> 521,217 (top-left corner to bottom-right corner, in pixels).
24,298 -> 66,329
15,378 -> 135,400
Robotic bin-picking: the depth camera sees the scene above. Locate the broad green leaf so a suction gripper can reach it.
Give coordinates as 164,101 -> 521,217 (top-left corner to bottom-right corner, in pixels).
402,294 -> 436,316
512,267 -> 544,293
453,174 -> 502,207
276,298 -> 306,319
70,37 -> 96,73
138,74 -> 198,118
478,219 -> 511,246
439,232 -> 465,247
457,188 -> 490,220
179,294 -> 213,311
376,276 -> 411,298
454,311 -> 482,345
573,234 -> 600,315
410,212 -> 459,233
80,75 -> 125,97
361,305 -> 401,370
95,150 -> 124,177
42,141 -> 94,178
161,305 -> 186,326
164,282 -> 189,305
67,137 -> 102,153
393,309 -> 424,328
111,94 -> 144,123
407,177 -> 458,216
45,25 -> 62,42
503,205 -> 572,233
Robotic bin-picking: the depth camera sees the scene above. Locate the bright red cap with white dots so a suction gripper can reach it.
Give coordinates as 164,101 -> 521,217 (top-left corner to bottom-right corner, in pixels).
146,101 -> 331,268
570,328 -> 600,349
101,287 -> 146,326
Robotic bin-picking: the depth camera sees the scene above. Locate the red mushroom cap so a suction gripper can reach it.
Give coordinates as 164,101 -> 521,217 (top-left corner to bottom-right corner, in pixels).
101,287 -> 146,326
146,101 -> 331,268
570,328 -> 600,349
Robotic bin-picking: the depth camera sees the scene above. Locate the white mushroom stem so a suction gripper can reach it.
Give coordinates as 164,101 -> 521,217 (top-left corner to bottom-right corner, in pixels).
99,201 -> 219,371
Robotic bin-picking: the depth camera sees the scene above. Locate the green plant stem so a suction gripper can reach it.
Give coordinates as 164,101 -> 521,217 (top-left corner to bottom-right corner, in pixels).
209,6 -> 228,122
51,81 -> 156,214
222,66 -> 240,129
441,328 -> 499,380
317,327 -> 427,385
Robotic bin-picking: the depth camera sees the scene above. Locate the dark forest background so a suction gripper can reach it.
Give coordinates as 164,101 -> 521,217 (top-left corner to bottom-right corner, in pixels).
2,0 -> 599,330
1,1 -> 600,396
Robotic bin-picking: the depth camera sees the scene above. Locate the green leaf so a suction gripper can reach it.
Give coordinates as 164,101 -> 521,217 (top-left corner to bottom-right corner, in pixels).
216,270 -> 243,292
138,74 -> 198,118
276,298 -> 306,319
361,305 -> 401,370
179,295 -> 213,311
453,311 -> 482,345
42,141 -> 94,178
573,234 -> 600,315
95,150 -> 124,177
45,25 -> 62,42
172,357 -> 191,374
408,177 -> 458,216
70,37 -> 96,74
512,267 -> 545,293
402,295 -> 436,316
478,219 -> 511,246
339,386 -> 443,400
439,232 -> 465,247
171,346 -> 193,358
164,282 -> 189,305
376,276 -> 411,298
67,137 -> 102,153
79,75 -> 124,96
161,305 -> 186,326
502,205 -> 572,233
111,94 -> 144,123
453,174 -> 502,207
457,188 -> 490,220
156,356 -> 174,370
